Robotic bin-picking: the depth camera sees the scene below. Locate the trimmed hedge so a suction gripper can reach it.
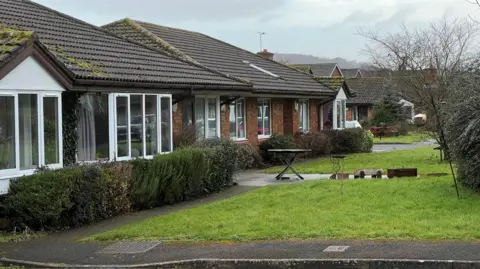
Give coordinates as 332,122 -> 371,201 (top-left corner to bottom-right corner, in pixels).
3,141 -> 240,231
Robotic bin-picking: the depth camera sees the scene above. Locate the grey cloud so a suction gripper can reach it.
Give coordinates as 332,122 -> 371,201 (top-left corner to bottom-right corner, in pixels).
34,0 -> 289,22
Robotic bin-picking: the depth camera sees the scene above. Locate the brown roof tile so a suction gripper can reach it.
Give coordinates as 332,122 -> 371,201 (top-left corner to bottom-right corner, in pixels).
0,0 -> 249,88
346,77 -> 390,105
103,19 -> 334,96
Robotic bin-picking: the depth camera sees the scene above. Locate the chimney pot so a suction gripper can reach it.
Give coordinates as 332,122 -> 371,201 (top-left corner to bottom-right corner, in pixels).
257,49 -> 274,60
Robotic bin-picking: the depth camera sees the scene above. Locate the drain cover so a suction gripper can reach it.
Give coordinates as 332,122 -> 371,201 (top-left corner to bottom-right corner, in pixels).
98,241 -> 161,254
323,245 -> 350,252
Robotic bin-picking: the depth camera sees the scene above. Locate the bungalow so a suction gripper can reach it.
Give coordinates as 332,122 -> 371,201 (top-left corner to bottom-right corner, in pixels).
340,68 -> 362,78
345,78 -> 414,122
103,20 -> 353,146
290,63 -> 343,77
0,0 -> 253,193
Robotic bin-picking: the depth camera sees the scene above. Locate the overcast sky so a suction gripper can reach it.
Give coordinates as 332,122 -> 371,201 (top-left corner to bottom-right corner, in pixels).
34,0 -> 478,62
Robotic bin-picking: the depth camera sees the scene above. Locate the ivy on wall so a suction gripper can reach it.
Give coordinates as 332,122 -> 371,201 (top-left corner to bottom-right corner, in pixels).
62,92 -> 82,166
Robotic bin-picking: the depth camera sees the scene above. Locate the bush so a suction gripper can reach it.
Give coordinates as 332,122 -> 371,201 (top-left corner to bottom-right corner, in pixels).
235,143 -> 264,170
295,132 -> 331,157
259,135 -> 296,164
323,128 -> 373,154
102,162 -> 133,216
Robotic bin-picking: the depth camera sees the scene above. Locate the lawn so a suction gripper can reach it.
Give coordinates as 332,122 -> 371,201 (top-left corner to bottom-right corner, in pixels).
85,176 -> 478,242
373,132 -> 430,144
264,146 -> 449,175
0,232 -> 42,243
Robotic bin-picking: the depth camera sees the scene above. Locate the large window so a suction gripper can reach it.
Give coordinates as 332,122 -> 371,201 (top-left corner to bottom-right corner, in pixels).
229,99 -> 246,140
0,92 -> 62,177
333,99 -> 347,129
258,99 -> 271,137
114,94 -> 172,160
298,100 -> 309,132
77,93 -> 172,162
195,96 -> 220,138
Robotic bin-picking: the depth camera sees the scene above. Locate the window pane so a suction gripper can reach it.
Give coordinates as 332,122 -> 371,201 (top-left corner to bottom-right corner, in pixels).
336,100 -> 341,129
19,94 -> 38,170
130,95 -> 143,158
257,101 -> 263,135
264,100 -> 271,135
0,96 -> 15,170
237,100 -> 245,138
229,102 -> 236,137
195,98 -> 205,138
145,95 -> 158,156
116,96 -> 128,157
77,95 -> 109,161
44,97 -> 59,164
207,98 -> 217,138
161,97 -> 172,152
341,100 -> 346,128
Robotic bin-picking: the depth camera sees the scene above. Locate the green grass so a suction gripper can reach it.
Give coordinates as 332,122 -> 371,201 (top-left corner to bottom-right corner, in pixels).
373,132 -> 430,144
265,146 -> 448,175
0,232 -> 43,243
84,176 -> 478,242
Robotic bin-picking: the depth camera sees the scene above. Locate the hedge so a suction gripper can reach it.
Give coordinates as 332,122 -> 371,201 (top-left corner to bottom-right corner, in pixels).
2,140 -> 241,231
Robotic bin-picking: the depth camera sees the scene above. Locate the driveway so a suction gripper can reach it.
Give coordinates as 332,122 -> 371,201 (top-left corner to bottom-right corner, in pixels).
373,140 -> 436,152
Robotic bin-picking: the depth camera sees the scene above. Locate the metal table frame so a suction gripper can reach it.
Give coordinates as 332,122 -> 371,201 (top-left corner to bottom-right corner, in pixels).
268,149 -> 312,180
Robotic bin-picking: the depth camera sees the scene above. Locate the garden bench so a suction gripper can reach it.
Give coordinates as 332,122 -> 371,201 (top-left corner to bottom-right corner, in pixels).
353,169 -> 383,179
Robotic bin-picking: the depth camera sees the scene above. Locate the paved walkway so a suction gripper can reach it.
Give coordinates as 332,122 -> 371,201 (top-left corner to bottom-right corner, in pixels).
373,141 -> 436,152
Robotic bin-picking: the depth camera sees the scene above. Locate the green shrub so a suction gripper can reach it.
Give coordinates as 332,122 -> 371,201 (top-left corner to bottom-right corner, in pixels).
203,139 -> 239,192
235,143 -> 264,170
295,132 -> 331,157
4,169 -> 76,230
101,162 -> 133,217
259,135 -> 296,164
323,128 -> 373,154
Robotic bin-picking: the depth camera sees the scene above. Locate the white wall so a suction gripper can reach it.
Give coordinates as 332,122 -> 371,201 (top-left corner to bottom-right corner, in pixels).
0,56 -> 64,91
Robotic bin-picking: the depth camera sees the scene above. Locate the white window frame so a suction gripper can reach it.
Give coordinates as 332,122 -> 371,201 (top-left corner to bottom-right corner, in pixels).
110,93 -> 173,161
0,90 -> 63,180
229,98 -> 247,141
258,98 -> 272,139
333,99 -> 347,130
298,99 -> 309,132
195,95 -> 221,139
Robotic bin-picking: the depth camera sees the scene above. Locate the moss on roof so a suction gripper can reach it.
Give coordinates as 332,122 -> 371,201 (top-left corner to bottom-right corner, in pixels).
313,76 -> 345,90
290,65 -> 312,73
0,25 -> 34,54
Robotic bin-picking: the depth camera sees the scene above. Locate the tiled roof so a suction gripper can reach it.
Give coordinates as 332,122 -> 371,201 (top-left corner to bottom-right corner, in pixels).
292,63 -> 338,77
360,69 -> 392,78
0,25 -> 35,68
314,76 -> 345,90
341,68 -> 360,78
103,19 -> 334,96
0,0 -> 249,88
345,78 -> 390,105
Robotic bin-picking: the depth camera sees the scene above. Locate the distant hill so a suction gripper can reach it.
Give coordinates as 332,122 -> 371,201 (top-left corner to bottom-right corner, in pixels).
274,53 -> 362,69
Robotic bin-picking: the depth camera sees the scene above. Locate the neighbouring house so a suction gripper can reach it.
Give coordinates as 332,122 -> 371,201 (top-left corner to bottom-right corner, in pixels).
340,68 -> 362,78
360,69 -> 392,78
0,0 -> 254,194
345,78 -> 414,122
103,19 -> 352,146
290,63 -> 343,77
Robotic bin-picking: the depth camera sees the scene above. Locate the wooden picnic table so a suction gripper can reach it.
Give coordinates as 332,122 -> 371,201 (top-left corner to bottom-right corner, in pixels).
268,149 -> 312,180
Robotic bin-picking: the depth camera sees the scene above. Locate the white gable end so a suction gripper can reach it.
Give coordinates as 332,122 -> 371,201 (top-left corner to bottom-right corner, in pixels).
336,87 -> 347,100
0,56 -> 65,91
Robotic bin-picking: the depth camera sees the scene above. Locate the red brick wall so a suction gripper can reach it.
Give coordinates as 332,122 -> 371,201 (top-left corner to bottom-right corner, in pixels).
368,106 -> 373,118
309,99 -> 320,132
346,106 -> 353,121
172,102 -> 182,138
246,97 -> 259,146
221,103 -> 230,138
271,98 -> 284,135
332,66 -> 342,77
283,99 -> 293,135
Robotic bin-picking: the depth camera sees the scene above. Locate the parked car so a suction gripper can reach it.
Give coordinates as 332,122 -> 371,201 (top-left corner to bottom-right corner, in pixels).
345,120 -> 362,129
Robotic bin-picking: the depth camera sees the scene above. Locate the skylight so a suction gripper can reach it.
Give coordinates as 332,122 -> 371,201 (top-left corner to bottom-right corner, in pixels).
249,63 -> 279,78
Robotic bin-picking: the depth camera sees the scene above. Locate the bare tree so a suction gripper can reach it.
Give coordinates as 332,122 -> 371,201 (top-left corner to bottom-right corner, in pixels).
358,17 -> 478,146
358,17 -> 479,197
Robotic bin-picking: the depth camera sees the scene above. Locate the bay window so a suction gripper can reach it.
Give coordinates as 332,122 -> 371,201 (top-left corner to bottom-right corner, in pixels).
0,92 -> 62,178
298,100 -> 309,132
195,96 -> 220,138
229,99 -> 246,140
77,93 -> 172,162
258,99 -> 271,137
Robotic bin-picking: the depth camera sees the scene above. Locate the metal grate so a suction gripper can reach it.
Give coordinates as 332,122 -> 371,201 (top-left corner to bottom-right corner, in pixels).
323,245 -> 350,252
97,241 -> 161,254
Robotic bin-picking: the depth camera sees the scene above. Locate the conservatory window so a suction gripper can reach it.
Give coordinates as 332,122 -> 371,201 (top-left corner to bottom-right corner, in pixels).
195,96 -> 220,138
298,100 -> 309,132
229,99 -> 246,139
0,92 -> 62,177
113,94 -> 172,160
333,99 -> 347,129
258,99 -> 271,138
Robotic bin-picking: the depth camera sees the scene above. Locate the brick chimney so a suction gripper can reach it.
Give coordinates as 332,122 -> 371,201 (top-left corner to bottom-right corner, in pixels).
257,49 -> 274,60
